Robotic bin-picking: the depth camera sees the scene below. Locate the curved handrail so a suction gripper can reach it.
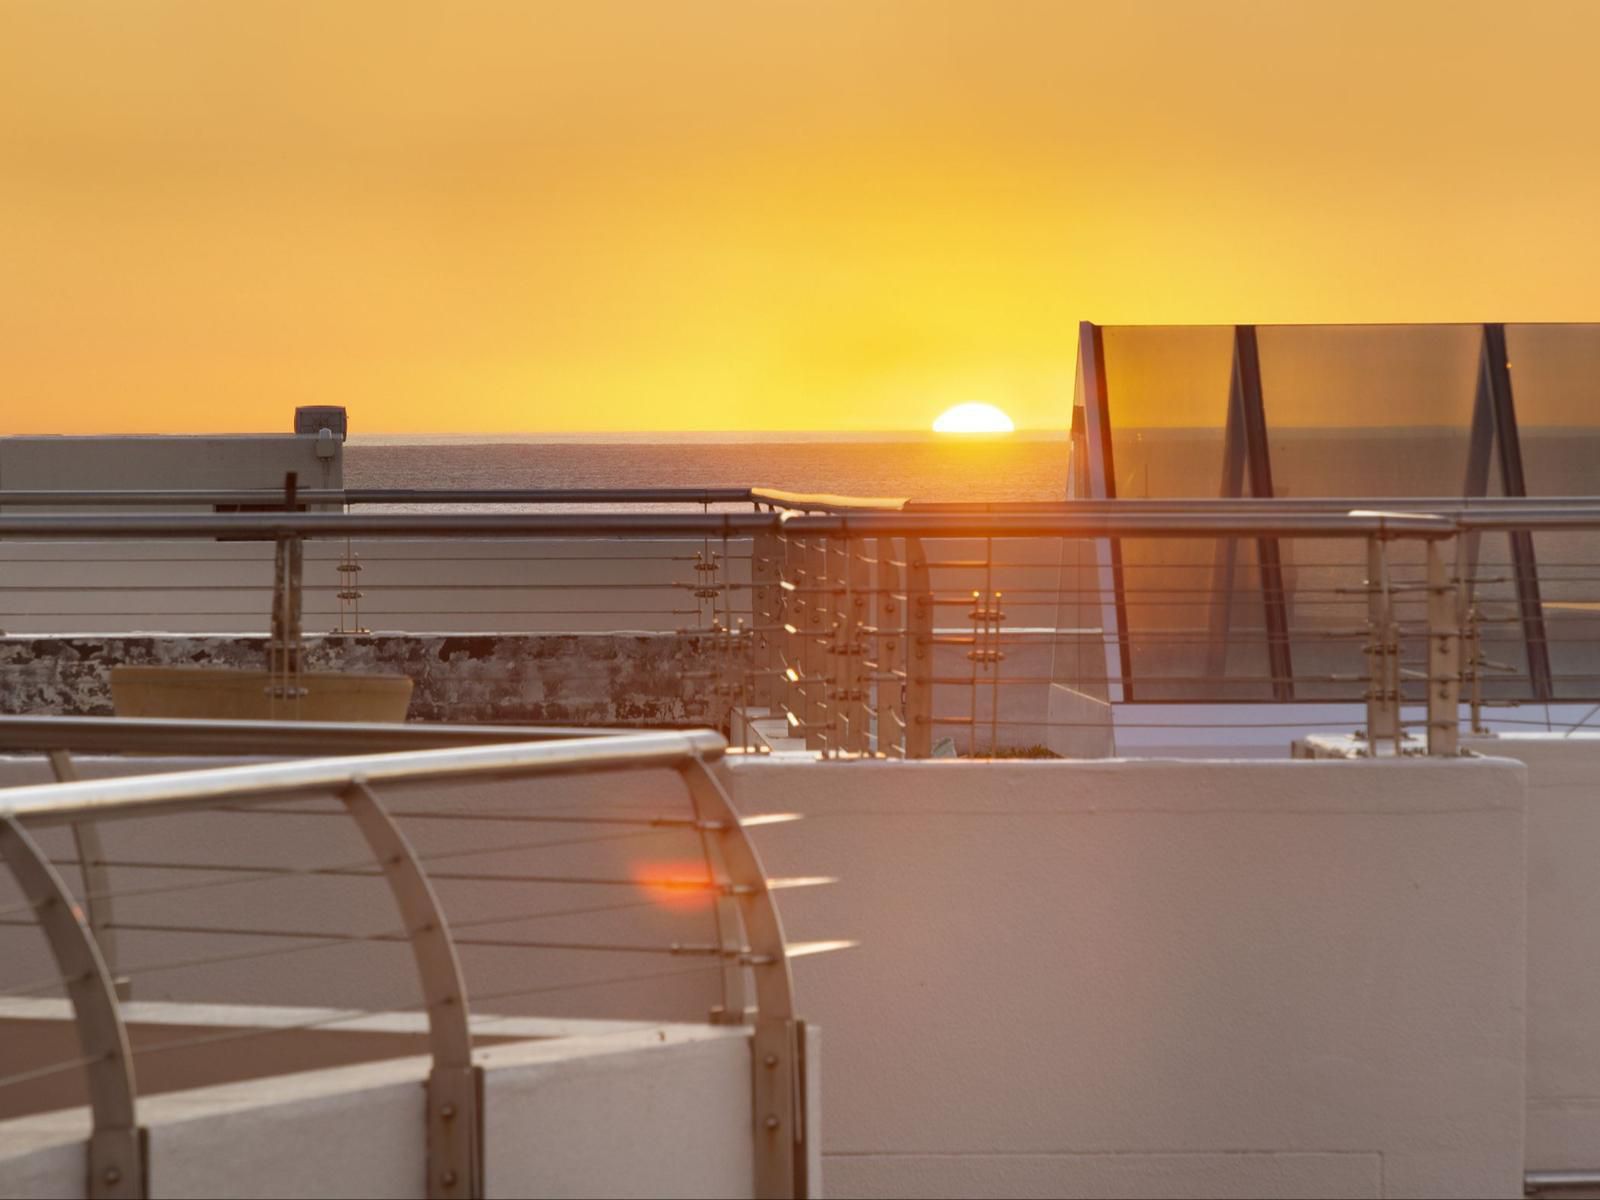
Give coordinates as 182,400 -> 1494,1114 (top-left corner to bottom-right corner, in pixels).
0,728 -> 818,1199
0,730 -> 726,827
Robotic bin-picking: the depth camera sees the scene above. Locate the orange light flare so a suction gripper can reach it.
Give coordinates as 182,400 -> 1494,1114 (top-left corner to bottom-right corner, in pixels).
631,859 -> 717,911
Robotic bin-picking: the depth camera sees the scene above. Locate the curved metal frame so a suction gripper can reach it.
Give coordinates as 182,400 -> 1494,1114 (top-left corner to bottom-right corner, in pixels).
341,781 -> 480,1200
0,730 -> 818,1200
47,751 -> 123,999
0,818 -> 142,1200
679,757 -> 803,1200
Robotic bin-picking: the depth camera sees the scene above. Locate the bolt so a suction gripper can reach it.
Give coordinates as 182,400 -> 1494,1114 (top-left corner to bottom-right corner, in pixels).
103,1167 -> 121,1184
442,1169 -> 459,1187
764,1115 -> 781,1130
763,1053 -> 779,1068
440,1102 -> 456,1119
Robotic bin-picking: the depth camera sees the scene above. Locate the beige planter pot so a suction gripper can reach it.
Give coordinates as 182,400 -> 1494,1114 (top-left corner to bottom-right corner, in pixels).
110,666 -> 413,723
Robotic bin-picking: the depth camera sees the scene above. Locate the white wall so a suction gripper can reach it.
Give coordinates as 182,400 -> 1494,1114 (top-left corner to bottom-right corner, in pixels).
726,756 -> 1530,1199
0,1024 -> 758,1199
0,435 -> 341,498
1465,734 -> 1600,1175
0,751 -> 1543,1197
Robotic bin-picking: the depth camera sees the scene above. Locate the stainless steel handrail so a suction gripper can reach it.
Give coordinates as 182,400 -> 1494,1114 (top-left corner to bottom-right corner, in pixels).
3,486 -> 1597,515
0,731 -> 727,826
0,508 -> 1479,538
0,487 -> 757,507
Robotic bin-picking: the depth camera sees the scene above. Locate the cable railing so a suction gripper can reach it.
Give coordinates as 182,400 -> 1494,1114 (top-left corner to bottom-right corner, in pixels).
0,721 -> 840,1199
0,497 -> 1595,755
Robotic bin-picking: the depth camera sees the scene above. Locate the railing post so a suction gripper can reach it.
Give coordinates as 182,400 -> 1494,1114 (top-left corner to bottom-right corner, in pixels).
1364,536 -> 1399,755
905,536 -> 934,758
341,782 -> 482,1200
0,817 -> 143,1200
1426,537 -> 1462,756
803,537 -> 828,751
822,540 -> 845,758
847,538 -> 873,754
873,537 -> 904,757
48,750 -> 127,999
751,530 -> 782,709
678,759 -> 804,1200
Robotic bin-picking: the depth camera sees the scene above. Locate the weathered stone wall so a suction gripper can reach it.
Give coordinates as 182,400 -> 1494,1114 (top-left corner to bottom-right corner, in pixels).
0,633 -> 733,727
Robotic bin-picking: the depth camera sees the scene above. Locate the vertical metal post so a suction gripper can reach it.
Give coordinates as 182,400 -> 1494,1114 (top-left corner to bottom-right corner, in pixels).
1205,365 -> 1249,687
1467,604 -> 1487,735
1480,323 -> 1553,699
1461,361 -> 1496,610
1232,326 -> 1294,701
1364,537 -> 1399,754
825,540 -> 849,757
0,818 -> 143,1200
905,536 -> 934,758
1426,538 -> 1462,756
268,473 -> 306,716
678,760 -> 802,1200
751,531 -> 781,709
1077,322 -> 1132,701
803,538 -> 828,751
845,539 -> 871,754
780,533 -> 804,738
873,537 -> 904,757
340,782 -> 481,1200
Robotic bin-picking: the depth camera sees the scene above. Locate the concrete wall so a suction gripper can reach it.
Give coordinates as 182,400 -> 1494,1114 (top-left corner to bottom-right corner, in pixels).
1464,734 -> 1600,1176
726,756 -> 1530,1199
0,1023 -> 759,1199
0,632 -> 731,726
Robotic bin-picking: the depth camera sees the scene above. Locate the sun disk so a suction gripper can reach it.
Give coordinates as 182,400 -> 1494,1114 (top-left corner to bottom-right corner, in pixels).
933,403 -> 1015,434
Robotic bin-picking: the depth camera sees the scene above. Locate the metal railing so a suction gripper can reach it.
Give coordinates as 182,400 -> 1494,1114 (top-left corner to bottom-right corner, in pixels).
0,496 -> 1595,754
0,719 -> 838,1199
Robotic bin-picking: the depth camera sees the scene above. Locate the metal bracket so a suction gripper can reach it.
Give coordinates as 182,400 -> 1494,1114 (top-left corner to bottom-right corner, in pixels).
0,817 -> 143,1200
341,781 -> 482,1200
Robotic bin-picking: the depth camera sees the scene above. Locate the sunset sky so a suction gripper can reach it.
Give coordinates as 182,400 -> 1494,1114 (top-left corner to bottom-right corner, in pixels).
4,1 -> 1599,434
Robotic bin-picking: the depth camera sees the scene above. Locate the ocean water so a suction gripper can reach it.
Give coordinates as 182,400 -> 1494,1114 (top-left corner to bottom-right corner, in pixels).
343,435 -> 1070,506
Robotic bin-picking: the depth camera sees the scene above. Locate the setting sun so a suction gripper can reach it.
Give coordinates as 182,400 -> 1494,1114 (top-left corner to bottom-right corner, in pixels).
933,403 -> 1016,435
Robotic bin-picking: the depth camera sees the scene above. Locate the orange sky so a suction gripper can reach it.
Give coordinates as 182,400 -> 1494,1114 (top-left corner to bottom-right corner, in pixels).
4,0 -> 1599,434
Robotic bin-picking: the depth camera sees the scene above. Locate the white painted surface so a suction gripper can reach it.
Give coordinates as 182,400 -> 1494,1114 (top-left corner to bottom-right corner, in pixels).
0,750 -> 1551,1197
825,1151 -> 1383,1199
727,756 -> 1530,1199
481,1028 -> 755,1199
0,1024 -> 759,1200
0,435 -> 341,499
1465,734 -> 1600,1175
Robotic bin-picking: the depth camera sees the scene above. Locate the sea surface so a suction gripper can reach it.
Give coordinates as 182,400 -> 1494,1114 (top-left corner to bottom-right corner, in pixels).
344,434 -> 1071,507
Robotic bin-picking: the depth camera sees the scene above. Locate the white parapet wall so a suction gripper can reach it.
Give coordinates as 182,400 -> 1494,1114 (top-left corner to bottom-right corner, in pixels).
0,1018 -> 763,1200
726,755 -> 1530,1200
1463,733 -> 1600,1177
0,750 -> 1543,1198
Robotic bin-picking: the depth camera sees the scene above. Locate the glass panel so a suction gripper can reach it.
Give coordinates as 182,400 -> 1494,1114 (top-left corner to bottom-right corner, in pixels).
1256,323 -> 1482,499
1503,324 -> 1600,497
1502,326 -> 1600,699
1097,326 -> 1249,698
1079,322 -> 1600,703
